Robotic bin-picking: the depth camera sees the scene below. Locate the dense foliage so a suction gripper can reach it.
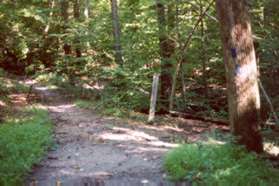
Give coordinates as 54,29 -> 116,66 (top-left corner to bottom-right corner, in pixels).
0,0 -> 278,117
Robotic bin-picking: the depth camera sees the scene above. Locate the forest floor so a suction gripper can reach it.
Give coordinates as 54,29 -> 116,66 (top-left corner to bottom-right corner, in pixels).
1,76 -> 277,185
25,82 -> 194,186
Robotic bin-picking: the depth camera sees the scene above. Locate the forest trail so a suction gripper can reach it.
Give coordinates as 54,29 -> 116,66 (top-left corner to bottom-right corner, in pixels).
26,84 -> 189,186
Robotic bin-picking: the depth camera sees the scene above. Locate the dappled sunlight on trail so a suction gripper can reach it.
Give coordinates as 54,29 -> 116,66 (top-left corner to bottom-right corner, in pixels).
48,104 -> 76,113
26,84 -> 189,186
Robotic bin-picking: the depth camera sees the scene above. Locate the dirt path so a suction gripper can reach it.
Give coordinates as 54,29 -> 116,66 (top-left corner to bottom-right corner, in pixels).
26,85 -> 189,186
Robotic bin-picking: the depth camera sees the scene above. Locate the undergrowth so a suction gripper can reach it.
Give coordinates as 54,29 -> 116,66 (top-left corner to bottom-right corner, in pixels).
35,72 -> 150,117
34,73 -> 141,118
0,69 -> 29,122
0,72 -> 29,95
0,108 -> 53,186
164,143 -> 279,186
75,99 -> 94,110
75,99 -> 128,117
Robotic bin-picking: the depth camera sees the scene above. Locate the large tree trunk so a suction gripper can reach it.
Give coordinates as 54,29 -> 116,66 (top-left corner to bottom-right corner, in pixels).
110,0 -> 123,65
216,0 -> 263,153
156,0 -> 176,111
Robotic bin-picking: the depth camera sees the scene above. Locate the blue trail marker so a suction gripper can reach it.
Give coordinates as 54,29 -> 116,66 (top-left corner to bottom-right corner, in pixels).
231,48 -> 237,59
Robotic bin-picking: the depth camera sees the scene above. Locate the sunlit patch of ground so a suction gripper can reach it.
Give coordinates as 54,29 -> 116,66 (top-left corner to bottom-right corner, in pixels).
48,104 -> 76,113
98,126 -> 179,150
8,93 -> 29,106
24,84 -> 191,185
262,129 -> 279,159
0,76 -> 35,121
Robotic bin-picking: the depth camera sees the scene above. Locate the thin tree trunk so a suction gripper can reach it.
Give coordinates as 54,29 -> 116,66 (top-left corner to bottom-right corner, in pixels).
200,0 -> 208,98
84,0 -> 90,48
216,0 -> 263,153
180,68 -> 187,102
44,0 -> 55,35
110,0 -> 123,65
74,0 -> 82,58
175,0 -> 187,104
169,0 -> 214,111
84,0 -> 90,19
61,0 -> 71,55
258,79 -> 279,125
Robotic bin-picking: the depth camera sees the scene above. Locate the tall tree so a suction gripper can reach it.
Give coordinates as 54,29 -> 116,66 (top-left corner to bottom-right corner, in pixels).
110,0 -> 123,65
61,0 -> 71,55
40,0 -> 57,68
216,0 -> 263,152
200,0 -> 208,98
73,0 -> 82,57
83,0 -> 91,51
156,0 -> 176,111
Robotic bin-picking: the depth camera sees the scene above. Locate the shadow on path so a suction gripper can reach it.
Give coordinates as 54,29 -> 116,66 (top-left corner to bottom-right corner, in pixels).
25,84 -> 190,186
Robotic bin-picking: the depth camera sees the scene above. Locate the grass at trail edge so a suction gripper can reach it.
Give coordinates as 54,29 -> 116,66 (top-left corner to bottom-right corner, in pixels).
0,108 -> 53,186
164,143 -> 279,186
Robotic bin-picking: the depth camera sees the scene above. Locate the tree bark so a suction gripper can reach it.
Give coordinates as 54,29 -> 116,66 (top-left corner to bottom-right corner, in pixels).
156,0 -> 176,111
216,0 -> 263,153
44,0 -> 55,35
61,0 -> 71,55
200,0 -> 208,98
74,0 -> 82,58
83,0 -> 91,52
110,0 -> 123,65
